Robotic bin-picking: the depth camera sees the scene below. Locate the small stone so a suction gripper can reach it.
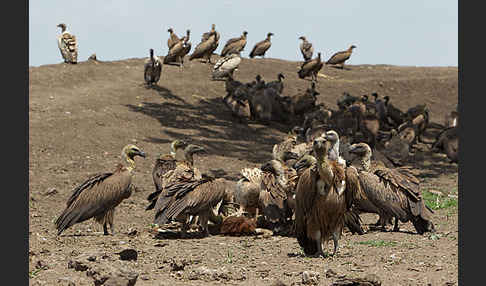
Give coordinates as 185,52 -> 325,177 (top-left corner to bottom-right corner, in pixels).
302,271 -> 320,285
43,188 -> 58,196
116,249 -> 137,261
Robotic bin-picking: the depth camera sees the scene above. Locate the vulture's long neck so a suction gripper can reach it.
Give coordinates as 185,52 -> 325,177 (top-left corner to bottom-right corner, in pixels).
328,140 -> 340,161
359,153 -> 372,172
184,152 -> 194,166
317,153 -> 333,183
122,153 -> 135,172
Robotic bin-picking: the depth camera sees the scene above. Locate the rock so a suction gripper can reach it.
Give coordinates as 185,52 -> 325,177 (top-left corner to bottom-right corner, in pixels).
116,249 -> 137,261
302,271 -> 320,285
331,273 -> 382,286
67,252 -> 102,271
43,188 -> 58,196
187,266 -> 231,281
169,258 -> 189,271
86,264 -> 138,286
57,277 -> 77,286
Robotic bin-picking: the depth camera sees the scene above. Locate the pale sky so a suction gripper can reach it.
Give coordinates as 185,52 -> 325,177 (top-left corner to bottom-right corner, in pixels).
29,1 -> 457,67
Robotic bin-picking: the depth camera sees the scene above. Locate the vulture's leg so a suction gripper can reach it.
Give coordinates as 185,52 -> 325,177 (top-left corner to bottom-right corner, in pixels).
109,222 -> 115,236
181,222 -> 190,238
393,217 -> 400,232
103,223 -> 109,235
199,211 -> 210,237
332,231 -> 341,256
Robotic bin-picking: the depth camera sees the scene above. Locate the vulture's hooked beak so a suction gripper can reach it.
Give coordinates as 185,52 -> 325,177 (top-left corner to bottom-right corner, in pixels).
137,150 -> 147,158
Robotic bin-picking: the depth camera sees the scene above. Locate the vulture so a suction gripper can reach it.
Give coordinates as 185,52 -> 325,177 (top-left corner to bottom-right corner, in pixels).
190,25 -> 219,63
294,137 -> 360,257
326,45 -> 357,69
57,23 -> 78,64
322,130 -> 347,167
298,52 -> 323,82
299,36 -> 314,62
153,173 -> 232,237
163,33 -> 190,67
220,31 -> 248,57
167,28 -> 180,50
234,166 -> 263,218
249,32 -> 274,58
348,143 -> 435,234
432,126 -> 458,163
444,110 -> 459,129
265,73 -> 285,94
180,30 -> 192,59
146,140 -> 189,211
55,144 -> 146,235
292,81 -> 321,115
212,53 -> 242,80
383,96 -> 405,128
144,48 -> 162,86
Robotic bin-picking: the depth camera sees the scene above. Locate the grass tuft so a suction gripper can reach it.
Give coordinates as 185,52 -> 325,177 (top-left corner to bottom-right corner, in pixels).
422,190 -> 458,210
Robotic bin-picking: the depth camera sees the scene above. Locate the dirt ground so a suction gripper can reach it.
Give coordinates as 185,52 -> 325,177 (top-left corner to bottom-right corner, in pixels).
29,55 -> 458,285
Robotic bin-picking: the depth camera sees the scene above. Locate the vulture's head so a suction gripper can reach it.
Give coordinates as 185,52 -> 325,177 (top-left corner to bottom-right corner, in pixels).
299,36 -> 306,41
348,143 -> 372,159
371,92 -> 379,101
350,45 -> 357,50
312,137 -> 330,160
211,24 -> 216,29
57,23 -> 67,31
243,31 -> 248,36
361,94 -> 369,102
290,126 -> 305,137
267,32 -> 274,38
278,73 -> 285,81
260,160 -> 284,175
184,144 -> 207,165
122,144 -> 146,160
169,139 -> 188,155
281,151 -> 300,162
167,28 -> 173,33
293,154 -> 317,173
383,95 -> 390,104
323,130 -> 340,145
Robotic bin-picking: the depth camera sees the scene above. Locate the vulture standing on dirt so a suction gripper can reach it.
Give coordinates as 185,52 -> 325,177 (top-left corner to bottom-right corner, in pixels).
294,137 -> 359,257
299,36 -> 314,62
212,53 -> 242,80
249,32 -> 274,58
167,28 -> 180,50
326,45 -> 357,69
163,33 -> 191,68
57,23 -> 78,64
383,96 -> 405,128
55,144 -> 146,235
220,31 -> 248,57
144,49 -> 162,86
146,140 -> 189,211
347,143 -> 435,234
153,173 -> 232,237
266,73 -> 285,94
190,24 -> 219,63
298,52 -> 323,82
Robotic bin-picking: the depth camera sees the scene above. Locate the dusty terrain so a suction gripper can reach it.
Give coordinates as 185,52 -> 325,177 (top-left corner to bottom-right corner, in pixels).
29,55 -> 458,285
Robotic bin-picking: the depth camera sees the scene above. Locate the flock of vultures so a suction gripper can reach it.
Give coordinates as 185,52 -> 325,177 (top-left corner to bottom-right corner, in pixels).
54,23 -> 458,258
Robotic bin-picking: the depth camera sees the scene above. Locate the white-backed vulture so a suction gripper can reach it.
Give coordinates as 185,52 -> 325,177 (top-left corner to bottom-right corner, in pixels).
325,45 -> 357,69
294,137 -> 359,256
167,28 -> 180,50
154,174 -> 232,237
249,32 -> 273,58
299,36 -> 314,62
146,140 -> 188,211
432,126 -> 458,163
348,143 -> 435,234
163,34 -> 190,68
265,73 -> 285,94
144,48 -> 162,86
220,31 -> 248,57
212,53 -> 242,80
55,145 -> 146,235
298,52 -> 323,82
57,23 -> 78,64
190,27 -> 217,64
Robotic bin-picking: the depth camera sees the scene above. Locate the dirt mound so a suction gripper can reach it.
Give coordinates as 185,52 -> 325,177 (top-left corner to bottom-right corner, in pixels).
29,56 -> 458,285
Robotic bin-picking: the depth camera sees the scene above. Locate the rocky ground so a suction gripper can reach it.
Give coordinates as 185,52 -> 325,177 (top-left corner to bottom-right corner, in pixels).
29,55 -> 458,285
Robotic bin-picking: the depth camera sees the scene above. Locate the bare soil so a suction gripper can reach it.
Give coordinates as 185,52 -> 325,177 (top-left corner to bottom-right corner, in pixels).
29,56 -> 458,285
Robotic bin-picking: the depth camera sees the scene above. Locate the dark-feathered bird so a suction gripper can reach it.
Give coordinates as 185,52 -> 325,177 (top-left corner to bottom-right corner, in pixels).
348,143 -> 435,234
294,137 -> 359,257
154,174 -> 232,237
144,49 -> 162,86
163,33 -> 191,68
432,126 -> 458,163
190,25 -> 219,64
326,45 -> 357,69
146,140 -> 189,211
299,36 -> 314,62
221,31 -> 248,57
249,32 -> 273,58
265,73 -> 285,94
167,28 -> 180,50
57,23 -> 78,64
298,52 -> 323,82
55,145 -> 146,235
